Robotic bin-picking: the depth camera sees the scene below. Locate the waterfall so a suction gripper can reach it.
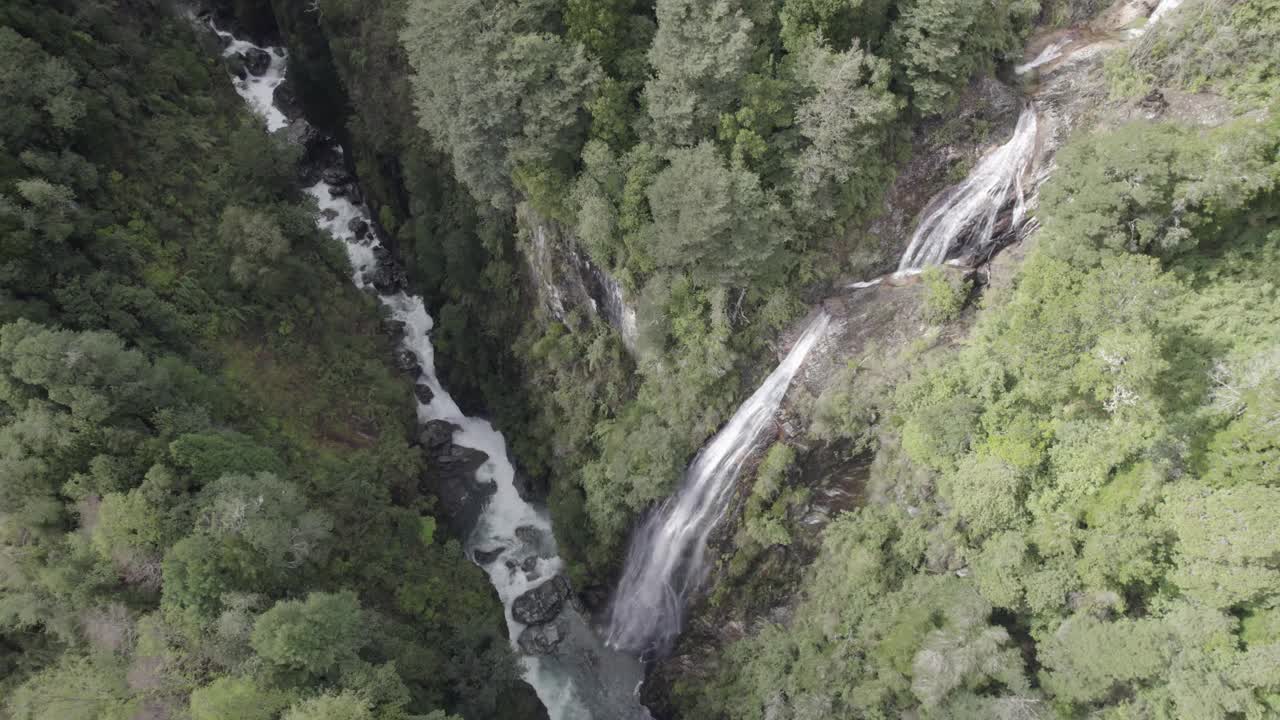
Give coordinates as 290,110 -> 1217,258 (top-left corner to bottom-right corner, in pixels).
896,105 -> 1039,274
606,313 -> 831,657
205,18 -> 649,720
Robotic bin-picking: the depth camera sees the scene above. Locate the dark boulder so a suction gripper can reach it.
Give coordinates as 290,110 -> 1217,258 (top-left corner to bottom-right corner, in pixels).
473,547 -> 505,565
517,619 -> 568,655
419,424 -> 494,536
512,575 -> 573,626
418,420 -> 457,452
273,77 -> 304,121
322,166 -> 353,187
521,556 -> 539,573
243,47 -> 272,76
414,383 -> 435,405
320,208 -> 340,222
382,317 -> 406,340
369,262 -> 406,294
513,469 -> 548,503
396,348 -> 420,375
348,218 -> 370,240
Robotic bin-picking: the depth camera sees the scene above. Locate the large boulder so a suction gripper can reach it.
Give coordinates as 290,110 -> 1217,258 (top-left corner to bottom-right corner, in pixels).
413,383 -> 435,405
473,546 -> 505,565
512,575 -> 572,626
418,420 -> 494,534
517,618 -> 568,655
513,468 -> 548,503
395,348 -> 420,375
243,47 -> 272,76
348,218 -> 370,240
273,77 -> 304,121
418,419 -> 457,452
368,262 -> 406,294
322,166 -> 353,187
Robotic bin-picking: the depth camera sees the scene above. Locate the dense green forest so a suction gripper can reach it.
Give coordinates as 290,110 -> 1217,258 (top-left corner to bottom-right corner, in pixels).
668,5 -> 1280,716
0,2 -> 539,718
4,0 -> 1280,716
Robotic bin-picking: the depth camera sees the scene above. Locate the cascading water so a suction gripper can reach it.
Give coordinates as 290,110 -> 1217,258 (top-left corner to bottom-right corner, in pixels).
204,18 -> 649,720
895,105 -> 1040,274
606,313 -> 832,657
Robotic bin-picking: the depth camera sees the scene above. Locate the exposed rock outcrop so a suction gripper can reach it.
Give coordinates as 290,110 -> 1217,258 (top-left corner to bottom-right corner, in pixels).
417,420 -> 495,534
516,205 -> 639,353
512,575 -> 573,626
242,47 -> 271,76
518,618 -> 569,655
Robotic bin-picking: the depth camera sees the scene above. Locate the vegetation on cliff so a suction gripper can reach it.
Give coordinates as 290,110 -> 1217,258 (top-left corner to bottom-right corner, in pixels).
672,30 -> 1280,715
0,2 -> 534,718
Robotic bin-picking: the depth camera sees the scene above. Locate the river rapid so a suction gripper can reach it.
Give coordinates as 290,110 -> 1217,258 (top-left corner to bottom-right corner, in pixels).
202,16 -> 650,720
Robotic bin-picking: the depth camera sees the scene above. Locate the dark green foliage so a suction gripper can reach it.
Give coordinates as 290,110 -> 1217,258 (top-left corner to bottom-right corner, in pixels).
0,2 -> 530,718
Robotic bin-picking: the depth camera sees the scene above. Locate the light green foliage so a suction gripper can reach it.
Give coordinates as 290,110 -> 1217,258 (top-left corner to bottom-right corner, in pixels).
282,692 -> 373,720
251,591 -> 365,678
401,0 -> 599,209
5,653 -> 132,720
919,267 -> 971,323
644,0 -> 756,145
219,206 -> 290,287
190,676 -> 294,720
1038,614 -> 1173,703
198,472 -> 333,571
647,142 -> 785,284
740,442 -> 802,547
0,27 -> 84,141
887,0 -> 1037,115
680,107 -> 1280,718
1111,0 -> 1280,104
945,453 -> 1025,539
791,43 -> 899,223
717,71 -> 796,183
779,0 -> 893,51
1164,483 -> 1280,608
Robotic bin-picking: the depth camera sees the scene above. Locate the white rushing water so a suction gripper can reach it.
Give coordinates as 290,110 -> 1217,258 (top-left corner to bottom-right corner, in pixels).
211,29 -> 289,132
1015,39 -> 1068,75
895,105 -> 1039,274
209,19 -> 648,720
606,313 -> 831,657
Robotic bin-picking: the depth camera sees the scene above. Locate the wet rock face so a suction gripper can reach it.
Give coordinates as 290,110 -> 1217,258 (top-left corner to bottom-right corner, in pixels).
518,618 -> 569,655
512,575 -> 573,625
418,420 -> 495,534
513,469 -> 547,503
473,546 -> 505,565
273,77 -> 304,121
243,47 -> 272,76
284,118 -> 341,186
413,383 -> 434,405
396,348 -> 420,375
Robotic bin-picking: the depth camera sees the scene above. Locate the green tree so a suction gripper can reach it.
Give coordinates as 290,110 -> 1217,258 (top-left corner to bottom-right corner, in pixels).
401,0 -> 598,209
644,0 -> 756,145
189,676 -> 293,720
1164,483 -> 1280,608
646,142 -> 784,284
887,0 -> 1036,115
791,43 -> 899,222
251,591 -> 365,678
282,692 -> 373,720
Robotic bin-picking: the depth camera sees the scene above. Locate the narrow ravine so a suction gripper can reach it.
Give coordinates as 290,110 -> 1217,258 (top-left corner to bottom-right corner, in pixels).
201,18 -> 649,720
